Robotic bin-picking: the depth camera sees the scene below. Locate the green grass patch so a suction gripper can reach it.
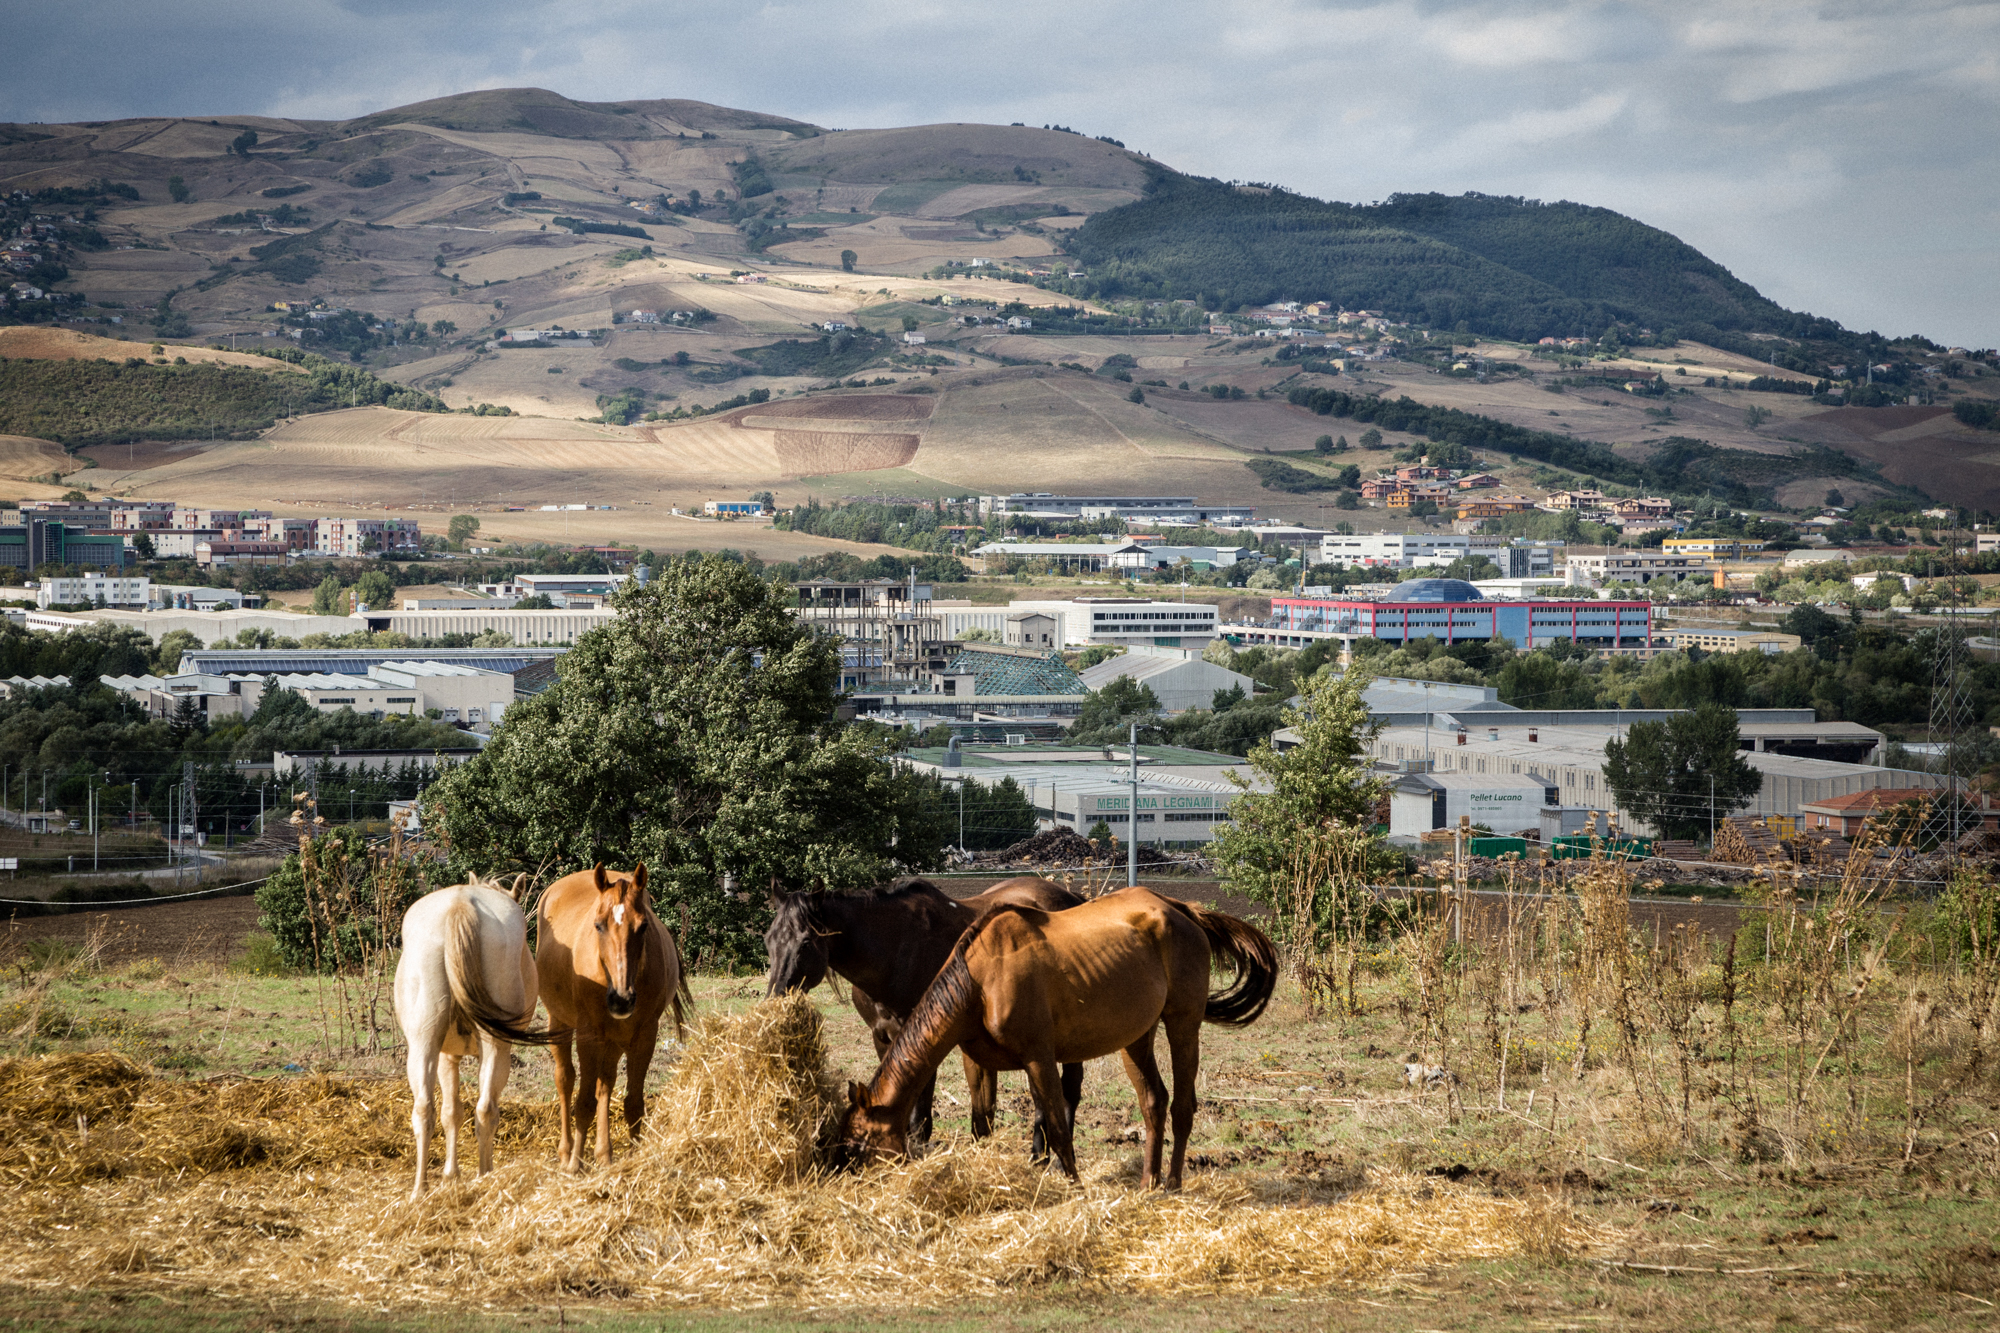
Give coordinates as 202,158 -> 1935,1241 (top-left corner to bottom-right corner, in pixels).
868,181 -> 962,214
1245,457 -> 1338,492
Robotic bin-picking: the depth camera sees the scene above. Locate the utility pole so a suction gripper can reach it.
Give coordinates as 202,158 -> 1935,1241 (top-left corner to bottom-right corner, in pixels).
1708,773 -> 1715,846
1455,813 -> 1469,949
1422,680 -> 1435,771
1128,720 -> 1139,888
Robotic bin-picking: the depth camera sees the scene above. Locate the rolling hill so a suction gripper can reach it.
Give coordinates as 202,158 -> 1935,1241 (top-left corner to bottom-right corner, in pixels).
1,85 -> 1995,521
1060,171 -> 1851,356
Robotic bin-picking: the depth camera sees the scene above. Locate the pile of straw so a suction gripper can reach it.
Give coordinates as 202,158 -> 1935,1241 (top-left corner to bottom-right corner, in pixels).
1,995 -> 1614,1307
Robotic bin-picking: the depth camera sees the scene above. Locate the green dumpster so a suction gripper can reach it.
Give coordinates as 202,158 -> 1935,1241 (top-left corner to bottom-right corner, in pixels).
1467,836 -> 1529,858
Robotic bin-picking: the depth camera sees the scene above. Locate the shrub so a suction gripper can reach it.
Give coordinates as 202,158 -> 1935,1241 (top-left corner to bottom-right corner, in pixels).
254,829 -> 430,973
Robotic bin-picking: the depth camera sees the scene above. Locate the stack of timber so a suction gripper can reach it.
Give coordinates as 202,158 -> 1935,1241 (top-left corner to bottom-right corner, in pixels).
1711,817 -> 1783,864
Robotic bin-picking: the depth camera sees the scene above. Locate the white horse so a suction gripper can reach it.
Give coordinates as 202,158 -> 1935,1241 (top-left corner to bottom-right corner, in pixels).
393,875 -> 564,1198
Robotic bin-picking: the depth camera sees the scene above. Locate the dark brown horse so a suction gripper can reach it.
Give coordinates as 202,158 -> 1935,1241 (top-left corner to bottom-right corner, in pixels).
765,876 -> 1086,1151
537,863 -> 691,1171
839,886 -> 1278,1189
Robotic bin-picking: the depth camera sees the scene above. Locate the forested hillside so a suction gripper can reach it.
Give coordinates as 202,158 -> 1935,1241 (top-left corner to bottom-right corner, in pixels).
1284,384 -> 1885,509
0,352 -> 445,448
1061,172 -> 1852,348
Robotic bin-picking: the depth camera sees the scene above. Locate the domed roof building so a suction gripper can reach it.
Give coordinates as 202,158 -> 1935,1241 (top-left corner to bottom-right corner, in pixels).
1384,578 -> 1484,604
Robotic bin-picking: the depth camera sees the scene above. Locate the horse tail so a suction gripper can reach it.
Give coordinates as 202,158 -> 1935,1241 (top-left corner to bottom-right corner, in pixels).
1168,900 -> 1279,1027
667,928 -> 694,1042
441,893 -> 570,1046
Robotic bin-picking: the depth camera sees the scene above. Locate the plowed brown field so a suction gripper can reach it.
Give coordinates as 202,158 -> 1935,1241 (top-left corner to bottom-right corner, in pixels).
772,430 -> 919,474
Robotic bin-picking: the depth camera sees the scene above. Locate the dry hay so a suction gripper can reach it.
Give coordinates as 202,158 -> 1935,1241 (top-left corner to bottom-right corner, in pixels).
741,395 -> 936,422
0,995 -> 1612,1308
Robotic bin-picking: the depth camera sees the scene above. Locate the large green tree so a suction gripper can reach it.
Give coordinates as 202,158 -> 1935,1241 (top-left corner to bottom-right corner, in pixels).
353,569 -> 395,610
422,554 -> 950,963
310,574 -> 345,615
1210,663 -> 1387,924
1495,649 -> 1600,708
1601,701 -> 1763,841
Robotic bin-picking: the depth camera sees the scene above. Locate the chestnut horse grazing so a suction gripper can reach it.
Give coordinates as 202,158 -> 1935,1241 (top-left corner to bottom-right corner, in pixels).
765,876 -> 1087,1151
839,886 -> 1277,1189
394,875 -> 567,1199
537,864 -> 691,1171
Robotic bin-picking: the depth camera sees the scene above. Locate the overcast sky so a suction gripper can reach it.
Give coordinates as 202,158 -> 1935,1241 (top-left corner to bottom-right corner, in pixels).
10,0 -> 1996,346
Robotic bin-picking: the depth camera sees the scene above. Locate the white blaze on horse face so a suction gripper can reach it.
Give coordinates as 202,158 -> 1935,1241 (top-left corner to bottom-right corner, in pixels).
613,904 -> 625,926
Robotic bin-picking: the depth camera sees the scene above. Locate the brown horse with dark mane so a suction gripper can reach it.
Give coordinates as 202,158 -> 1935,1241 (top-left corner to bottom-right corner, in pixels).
838,885 -> 1277,1189
537,863 -> 691,1171
765,876 -> 1086,1152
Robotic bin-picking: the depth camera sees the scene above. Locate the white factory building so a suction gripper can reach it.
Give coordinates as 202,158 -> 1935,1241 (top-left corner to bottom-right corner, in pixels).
1077,646 -> 1254,713
1368,719 -> 1947,838
1006,597 -> 1220,649
899,740 -> 1260,848
103,660 -> 519,728
1317,532 -> 1562,579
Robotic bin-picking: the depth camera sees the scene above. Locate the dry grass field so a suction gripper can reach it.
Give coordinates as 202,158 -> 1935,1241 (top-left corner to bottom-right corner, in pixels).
2,846 -> 1997,1331
768,217 -> 1061,273
0,326 -> 303,372
0,436 -> 86,498
70,359 -> 1387,537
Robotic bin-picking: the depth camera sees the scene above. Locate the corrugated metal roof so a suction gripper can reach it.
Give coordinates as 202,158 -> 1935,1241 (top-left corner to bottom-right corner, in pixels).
183,648 -> 566,676
944,647 -> 1087,696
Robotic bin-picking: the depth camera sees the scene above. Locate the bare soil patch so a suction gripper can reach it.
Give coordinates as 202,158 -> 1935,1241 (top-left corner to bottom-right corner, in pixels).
1788,404 -> 1953,443
3,894 -> 262,969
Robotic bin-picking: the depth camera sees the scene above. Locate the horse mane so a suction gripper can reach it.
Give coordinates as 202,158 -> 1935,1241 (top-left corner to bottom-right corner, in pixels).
789,877 -> 949,926
872,902 -> 1026,1093
857,877 -> 948,901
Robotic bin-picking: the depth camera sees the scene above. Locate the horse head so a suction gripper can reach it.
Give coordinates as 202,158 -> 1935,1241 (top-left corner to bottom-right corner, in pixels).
590,862 -> 651,1020
835,1079 -> 908,1168
763,883 -> 830,998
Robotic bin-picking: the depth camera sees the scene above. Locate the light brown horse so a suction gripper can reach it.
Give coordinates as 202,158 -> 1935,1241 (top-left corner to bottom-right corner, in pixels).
839,885 -> 1277,1189
536,863 -> 691,1171
765,875 -> 1087,1150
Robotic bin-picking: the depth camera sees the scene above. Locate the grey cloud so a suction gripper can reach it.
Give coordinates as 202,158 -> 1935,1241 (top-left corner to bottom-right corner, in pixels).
3,0 -> 1993,343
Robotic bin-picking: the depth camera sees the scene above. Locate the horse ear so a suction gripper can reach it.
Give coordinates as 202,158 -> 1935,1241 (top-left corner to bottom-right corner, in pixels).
633,862 -> 647,892
847,1080 -> 865,1108
593,863 -> 609,892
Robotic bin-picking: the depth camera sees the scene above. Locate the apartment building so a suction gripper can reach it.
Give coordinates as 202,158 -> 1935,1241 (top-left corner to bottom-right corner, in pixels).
1661,538 -> 1767,559
1658,626 -> 1803,655
1566,551 -> 1705,585
314,516 -> 424,557
36,574 -> 151,609
1318,533 -> 1560,577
